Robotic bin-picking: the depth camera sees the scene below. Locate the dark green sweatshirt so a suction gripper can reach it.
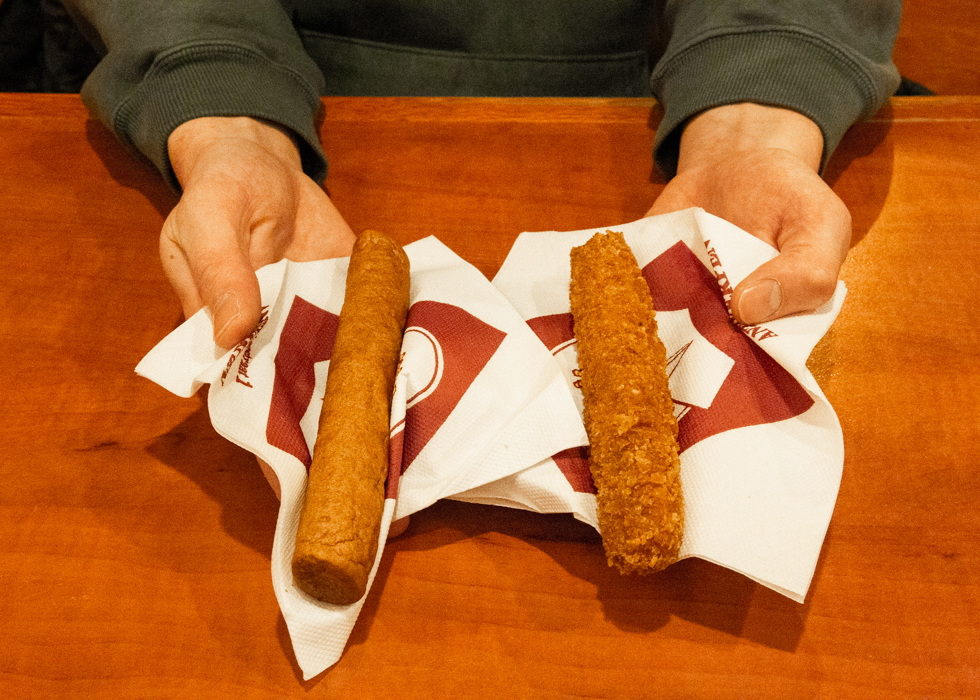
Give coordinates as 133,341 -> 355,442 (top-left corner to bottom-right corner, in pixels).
64,0 -> 901,190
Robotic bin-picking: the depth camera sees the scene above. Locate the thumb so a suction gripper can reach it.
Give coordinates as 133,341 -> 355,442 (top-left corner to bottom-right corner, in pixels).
206,280 -> 263,351
732,216 -> 850,326
731,242 -> 845,326
731,177 -> 851,326
160,202 -> 264,351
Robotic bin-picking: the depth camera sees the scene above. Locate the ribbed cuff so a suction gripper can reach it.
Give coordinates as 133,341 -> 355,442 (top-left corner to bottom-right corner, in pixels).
650,28 -> 897,178
111,41 -> 327,191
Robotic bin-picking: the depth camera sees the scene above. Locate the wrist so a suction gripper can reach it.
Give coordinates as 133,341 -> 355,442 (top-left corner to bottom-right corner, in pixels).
167,116 -> 303,187
676,103 -> 823,175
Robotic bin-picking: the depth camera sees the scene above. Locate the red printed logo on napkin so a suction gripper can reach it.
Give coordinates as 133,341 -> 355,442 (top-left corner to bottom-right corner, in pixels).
551,446 -> 595,494
647,242 -> 813,451
529,241 -> 813,458
527,313 -> 575,357
387,301 -> 507,493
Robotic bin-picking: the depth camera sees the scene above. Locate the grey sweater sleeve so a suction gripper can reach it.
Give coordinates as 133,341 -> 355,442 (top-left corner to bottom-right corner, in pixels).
64,0 -> 327,191
651,0 -> 902,178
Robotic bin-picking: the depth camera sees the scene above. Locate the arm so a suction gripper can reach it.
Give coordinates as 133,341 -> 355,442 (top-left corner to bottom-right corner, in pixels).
65,2 -> 354,348
647,1 -> 901,324
64,0 -> 328,190
650,0 -> 902,178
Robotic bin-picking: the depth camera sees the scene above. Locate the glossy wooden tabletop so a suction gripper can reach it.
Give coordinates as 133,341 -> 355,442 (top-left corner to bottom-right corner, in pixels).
1,94 -> 978,699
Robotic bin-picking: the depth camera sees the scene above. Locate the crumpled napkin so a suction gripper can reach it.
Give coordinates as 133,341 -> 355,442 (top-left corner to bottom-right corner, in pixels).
136,236 -> 587,679
490,208 -> 845,603
136,209 -> 845,677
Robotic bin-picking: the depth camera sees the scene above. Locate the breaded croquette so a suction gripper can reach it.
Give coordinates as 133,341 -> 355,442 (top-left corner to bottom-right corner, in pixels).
569,230 -> 683,574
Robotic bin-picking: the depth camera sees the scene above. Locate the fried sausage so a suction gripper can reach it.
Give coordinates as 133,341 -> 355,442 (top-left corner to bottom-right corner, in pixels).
569,230 -> 683,574
292,229 -> 410,604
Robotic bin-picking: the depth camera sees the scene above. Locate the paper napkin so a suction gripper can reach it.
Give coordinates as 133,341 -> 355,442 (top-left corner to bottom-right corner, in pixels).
489,208 -> 846,603
136,209 -> 846,678
136,236 -> 586,679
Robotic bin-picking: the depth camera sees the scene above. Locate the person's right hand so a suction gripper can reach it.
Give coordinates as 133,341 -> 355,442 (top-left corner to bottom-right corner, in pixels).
161,116 -> 356,350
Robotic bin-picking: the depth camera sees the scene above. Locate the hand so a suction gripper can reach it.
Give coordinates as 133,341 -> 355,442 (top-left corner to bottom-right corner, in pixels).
161,116 -> 356,349
647,103 -> 851,326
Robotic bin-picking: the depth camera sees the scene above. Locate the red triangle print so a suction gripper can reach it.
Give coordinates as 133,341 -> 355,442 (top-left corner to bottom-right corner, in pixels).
391,300 -> 507,478
264,295 -> 507,502
266,296 -> 340,467
643,242 -> 813,452
527,240 -> 814,461
551,446 -> 596,494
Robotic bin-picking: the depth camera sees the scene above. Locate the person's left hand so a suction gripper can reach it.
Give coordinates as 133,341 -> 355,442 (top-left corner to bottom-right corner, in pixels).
647,103 -> 851,326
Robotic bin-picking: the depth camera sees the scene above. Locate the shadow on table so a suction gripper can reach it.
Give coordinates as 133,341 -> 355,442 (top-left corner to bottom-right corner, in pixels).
145,402 -> 281,558
85,118 -> 177,220
824,105 -> 895,249
351,498 -> 819,659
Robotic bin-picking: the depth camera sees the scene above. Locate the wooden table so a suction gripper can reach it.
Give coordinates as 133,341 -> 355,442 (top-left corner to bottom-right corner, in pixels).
1,94 -> 978,699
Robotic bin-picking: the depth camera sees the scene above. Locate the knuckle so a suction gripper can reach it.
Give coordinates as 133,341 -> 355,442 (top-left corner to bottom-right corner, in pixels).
802,266 -> 839,301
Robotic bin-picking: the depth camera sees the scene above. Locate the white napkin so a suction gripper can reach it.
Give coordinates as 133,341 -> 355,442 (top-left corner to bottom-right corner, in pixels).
136,236 -> 586,679
490,208 -> 845,602
136,210 -> 845,677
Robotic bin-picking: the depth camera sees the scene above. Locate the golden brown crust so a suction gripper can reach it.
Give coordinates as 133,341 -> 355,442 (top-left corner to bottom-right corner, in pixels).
569,230 -> 683,574
291,230 -> 411,605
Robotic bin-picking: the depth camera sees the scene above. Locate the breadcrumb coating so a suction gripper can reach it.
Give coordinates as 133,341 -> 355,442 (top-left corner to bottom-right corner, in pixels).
570,230 -> 683,574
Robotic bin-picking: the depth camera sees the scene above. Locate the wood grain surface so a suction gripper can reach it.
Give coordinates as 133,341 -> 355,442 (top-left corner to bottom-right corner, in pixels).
0,94 -> 977,699
895,0 -> 980,94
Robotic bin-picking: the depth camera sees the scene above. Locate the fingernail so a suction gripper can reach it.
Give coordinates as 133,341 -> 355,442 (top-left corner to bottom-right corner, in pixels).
738,279 -> 781,325
212,291 -> 241,346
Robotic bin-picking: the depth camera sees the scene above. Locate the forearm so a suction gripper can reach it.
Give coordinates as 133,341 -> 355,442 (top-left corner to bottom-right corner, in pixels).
677,103 -> 823,175
168,117 -> 304,189
64,0 -> 327,191
651,0 -> 902,178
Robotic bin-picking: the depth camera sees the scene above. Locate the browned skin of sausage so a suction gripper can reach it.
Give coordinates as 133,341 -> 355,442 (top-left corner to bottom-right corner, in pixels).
292,230 -> 410,604
570,230 -> 683,574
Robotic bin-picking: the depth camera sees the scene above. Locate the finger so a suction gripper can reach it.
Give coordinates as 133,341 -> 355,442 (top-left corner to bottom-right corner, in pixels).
732,201 -> 851,325
160,189 -> 264,350
159,217 -> 204,318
